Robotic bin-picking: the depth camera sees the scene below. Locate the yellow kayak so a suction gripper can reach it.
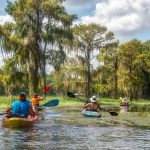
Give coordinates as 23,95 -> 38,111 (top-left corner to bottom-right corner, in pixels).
2,115 -> 38,128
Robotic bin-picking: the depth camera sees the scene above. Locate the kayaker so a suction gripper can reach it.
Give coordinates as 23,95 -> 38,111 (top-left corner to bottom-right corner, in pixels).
7,92 -> 35,118
121,97 -> 128,106
31,93 -> 44,112
83,96 -> 101,112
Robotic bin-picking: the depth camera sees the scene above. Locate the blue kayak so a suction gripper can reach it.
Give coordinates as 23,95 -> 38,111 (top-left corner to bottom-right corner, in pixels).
82,109 -> 101,117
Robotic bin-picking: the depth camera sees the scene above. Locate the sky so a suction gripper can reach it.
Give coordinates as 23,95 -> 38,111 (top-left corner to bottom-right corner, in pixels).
1,0 -> 150,42
0,0 -> 150,66
63,0 -> 150,42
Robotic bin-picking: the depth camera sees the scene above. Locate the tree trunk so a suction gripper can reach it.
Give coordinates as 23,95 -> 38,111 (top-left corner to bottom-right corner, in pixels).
114,56 -> 118,98
86,49 -> 91,97
28,48 -> 39,95
41,53 -> 46,96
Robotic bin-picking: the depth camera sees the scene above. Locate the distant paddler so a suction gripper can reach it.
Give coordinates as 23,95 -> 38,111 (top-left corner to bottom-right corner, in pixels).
31,93 -> 44,113
120,97 -> 129,106
83,96 -> 101,112
82,96 -> 101,117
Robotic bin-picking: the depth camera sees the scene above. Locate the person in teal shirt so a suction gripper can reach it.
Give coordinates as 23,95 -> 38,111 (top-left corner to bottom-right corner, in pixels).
7,92 -> 35,118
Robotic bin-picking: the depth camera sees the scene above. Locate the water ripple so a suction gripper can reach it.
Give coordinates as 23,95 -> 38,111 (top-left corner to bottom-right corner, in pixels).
0,116 -> 150,150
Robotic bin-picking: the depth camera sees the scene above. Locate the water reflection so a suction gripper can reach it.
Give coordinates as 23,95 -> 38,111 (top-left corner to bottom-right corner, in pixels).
0,115 -> 150,150
120,106 -> 128,113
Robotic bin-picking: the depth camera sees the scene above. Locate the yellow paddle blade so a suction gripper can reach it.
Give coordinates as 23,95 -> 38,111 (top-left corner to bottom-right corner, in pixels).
119,97 -> 122,100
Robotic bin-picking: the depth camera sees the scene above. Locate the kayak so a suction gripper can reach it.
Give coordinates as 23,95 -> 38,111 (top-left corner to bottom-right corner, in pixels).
120,102 -> 130,106
120,106 -> 128,113
2,115 -> 38,128
82,109 -> 101,117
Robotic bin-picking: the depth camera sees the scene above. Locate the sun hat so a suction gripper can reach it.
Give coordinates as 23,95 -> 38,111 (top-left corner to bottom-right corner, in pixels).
90,96 -> 98,102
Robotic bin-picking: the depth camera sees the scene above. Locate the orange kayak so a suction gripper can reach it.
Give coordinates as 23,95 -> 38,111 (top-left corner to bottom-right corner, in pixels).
2,115 -> 38,128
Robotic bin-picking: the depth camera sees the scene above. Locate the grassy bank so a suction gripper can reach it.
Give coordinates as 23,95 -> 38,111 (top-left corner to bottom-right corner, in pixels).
0,95 -> 150,110
0,95 -> 150,128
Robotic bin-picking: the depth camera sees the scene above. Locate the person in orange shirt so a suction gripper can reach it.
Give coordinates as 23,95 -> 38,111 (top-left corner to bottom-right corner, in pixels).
31,93 -> 44,112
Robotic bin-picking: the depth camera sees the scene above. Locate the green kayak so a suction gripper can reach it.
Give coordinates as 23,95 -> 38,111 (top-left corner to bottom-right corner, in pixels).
82,109 -> 101,117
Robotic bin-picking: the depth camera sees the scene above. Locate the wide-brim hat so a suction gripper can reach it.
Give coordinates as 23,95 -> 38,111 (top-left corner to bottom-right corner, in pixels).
90,96 -> 98,102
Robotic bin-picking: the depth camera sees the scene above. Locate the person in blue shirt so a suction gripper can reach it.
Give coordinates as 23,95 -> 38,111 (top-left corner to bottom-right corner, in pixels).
7,92 -> 35,118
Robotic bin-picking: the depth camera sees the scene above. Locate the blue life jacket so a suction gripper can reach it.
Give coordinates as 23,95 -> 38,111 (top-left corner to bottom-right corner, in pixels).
12,100 -> 31,118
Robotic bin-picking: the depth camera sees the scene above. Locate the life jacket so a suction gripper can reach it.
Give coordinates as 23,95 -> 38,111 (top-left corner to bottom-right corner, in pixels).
31,97 -> 43,106
12,100 -> 31,118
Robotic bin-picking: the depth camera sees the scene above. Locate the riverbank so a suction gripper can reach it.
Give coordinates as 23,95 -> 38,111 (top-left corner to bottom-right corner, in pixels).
0,96 -> 150,129
1,95 -> 150,112
0,95 -> 150,108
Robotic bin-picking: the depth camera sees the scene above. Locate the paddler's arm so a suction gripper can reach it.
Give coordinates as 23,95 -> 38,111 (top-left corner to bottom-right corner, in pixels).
83,103 -> 90,108
97,103 -> 102,111
29,107 -> 36,117
39,96 -> 44,101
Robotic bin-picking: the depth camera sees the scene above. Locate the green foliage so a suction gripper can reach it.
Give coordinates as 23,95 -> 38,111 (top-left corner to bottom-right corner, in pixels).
117,39 -> 147,99
94,36 -> 118,98
0,0 -> 76,94
71,23 -> 115,96
0,1 -> 150,100
129,103 -> 150,112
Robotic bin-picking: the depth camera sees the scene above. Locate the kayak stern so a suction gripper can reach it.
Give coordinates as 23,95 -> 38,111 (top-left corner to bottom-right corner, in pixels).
2,116 -> 38,128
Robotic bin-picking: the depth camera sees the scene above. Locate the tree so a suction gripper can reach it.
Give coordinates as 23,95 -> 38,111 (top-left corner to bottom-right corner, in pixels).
72,23 -> 115,96
117,39 -> 143,99
50,56 -> 87,95
95,39 -> 119,98
140,40 -> 150,98
0,0 -> 76,94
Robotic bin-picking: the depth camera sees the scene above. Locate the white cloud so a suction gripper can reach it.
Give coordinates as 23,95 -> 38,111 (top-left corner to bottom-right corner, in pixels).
81,0 -> 150,39
63,0 -> 101,9
0,15 -> 13,25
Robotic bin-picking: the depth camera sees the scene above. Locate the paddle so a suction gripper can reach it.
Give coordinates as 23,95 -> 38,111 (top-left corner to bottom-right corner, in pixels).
40,99 -> 59,107
67,92 -> 118,116
0,99 -> 59,115
67,92 -> 85,101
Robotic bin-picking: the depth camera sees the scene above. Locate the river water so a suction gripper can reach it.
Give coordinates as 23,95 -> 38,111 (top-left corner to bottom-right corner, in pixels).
0,115 -> 150,150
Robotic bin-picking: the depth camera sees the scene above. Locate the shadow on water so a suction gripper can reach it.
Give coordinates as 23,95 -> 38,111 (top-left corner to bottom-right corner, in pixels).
0,107 -> 150,150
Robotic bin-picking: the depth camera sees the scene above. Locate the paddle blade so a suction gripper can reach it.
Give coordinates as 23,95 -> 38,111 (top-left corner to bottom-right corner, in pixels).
109,111 -> 118,116
41,99 -> 59,107
44,84 -> 51,94
6,108 -> 12,114
67,92 -> 76,98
